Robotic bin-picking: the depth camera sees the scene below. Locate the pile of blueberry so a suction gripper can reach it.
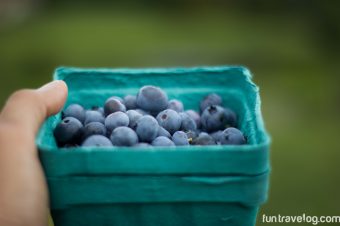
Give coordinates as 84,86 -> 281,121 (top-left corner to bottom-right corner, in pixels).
54,86 -> 246,148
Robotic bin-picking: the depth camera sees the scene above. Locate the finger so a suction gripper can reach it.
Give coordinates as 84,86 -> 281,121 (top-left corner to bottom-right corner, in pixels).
0,80 -> 68,134
37,80 -> 68,116
0,80 -> 67,226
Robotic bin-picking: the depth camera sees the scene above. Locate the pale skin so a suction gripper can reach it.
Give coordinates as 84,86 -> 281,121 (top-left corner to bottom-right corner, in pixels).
0,81 -> 68,226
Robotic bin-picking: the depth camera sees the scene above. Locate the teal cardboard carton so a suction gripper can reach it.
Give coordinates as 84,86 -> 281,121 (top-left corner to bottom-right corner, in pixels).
37,66 -> 270,226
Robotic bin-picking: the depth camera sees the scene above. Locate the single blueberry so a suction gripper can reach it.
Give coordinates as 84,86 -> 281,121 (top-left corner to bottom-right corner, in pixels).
91,106 -> 104,115
192,132 -> 216,145
219,127 -> 246,145
200,105 -> 236,132
84,110 -> 105,125
135,109 -> 149,116
167,99 -> 184,112
110,126 -> 138,146
54,117 -> 83,145
172,131 -> 189,146
82,122 -> 107,140
105,112 -> 129,132
62,143 -> 80,148
186,130 -> 198,139
185,110 -> 201,128
123,95 -> 137,110
136,86 -> 168,113
224,107 -> 237,128
210,130 -> 223,144
62,104 -> 85,124
109,96 -> 123,103
133,142 -> 152,147
200,93 -> 222,112
156,109 -> 182,134
104,97 -> 126,116
157,126 -> 171,139
81,135 -> 113,147
185,130 -> 198,144
179,112 -> 197,132
135,115 -> 159,142
126,110 -> 143,129
152,136 -> 175,147
148,110 -> 162,117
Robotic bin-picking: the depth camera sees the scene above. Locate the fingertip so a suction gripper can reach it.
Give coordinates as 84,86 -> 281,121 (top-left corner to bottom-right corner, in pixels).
37,80 -> 68,116
56,80 -> 68,92
54,80 -> 68,104
38,80 -> 68,94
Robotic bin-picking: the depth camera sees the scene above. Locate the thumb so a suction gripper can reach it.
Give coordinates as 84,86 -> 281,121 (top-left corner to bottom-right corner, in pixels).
0,80 -> 68,134
0,80 -> 67,226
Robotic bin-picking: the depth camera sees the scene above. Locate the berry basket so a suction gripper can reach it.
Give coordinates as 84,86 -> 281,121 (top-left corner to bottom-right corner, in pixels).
36,66 -> 271,226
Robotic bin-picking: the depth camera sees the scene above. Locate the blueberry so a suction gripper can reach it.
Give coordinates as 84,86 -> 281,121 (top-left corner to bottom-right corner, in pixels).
104,97 -> 126,116
105,112 -> 129,132
201,105 -> 236,132
126,110 -> 143,129
62,104 -> 85,124
133,142 -> 152,147
91,106 -> 104,115
200,93 -> 222,112
179,112 -> 197,132
156,109 -> 182,134
81,135 -> 113,147
185,130 -> 198,143
135,109 -> 149,116
152,136 -> 175,147
136,86 -> 168,113
167,99 -> 184,112
157,126 -> 171,139
148,110 -> 162,117
110,126 -> 138,146
224,108 -> 237,128
82,122 -> 107,140
54,117 -> 83,145
110,96 -> 123,103
210,130 -> 223,144
84,110 -> 105,125
185,110 -> 201,128
62,143 -> 79,148
192,132 -> 216,145
135,115 -> 159,142
123,95 -> 137,110
172,131 -> 189,146
219,127 -> 246,145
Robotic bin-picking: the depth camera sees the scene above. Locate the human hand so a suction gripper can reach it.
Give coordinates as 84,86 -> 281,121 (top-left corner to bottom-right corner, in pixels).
0,81 -> 68,226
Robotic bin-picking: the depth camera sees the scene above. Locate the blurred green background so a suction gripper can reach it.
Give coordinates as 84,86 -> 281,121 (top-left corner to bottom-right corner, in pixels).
1,0 -> 340,225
